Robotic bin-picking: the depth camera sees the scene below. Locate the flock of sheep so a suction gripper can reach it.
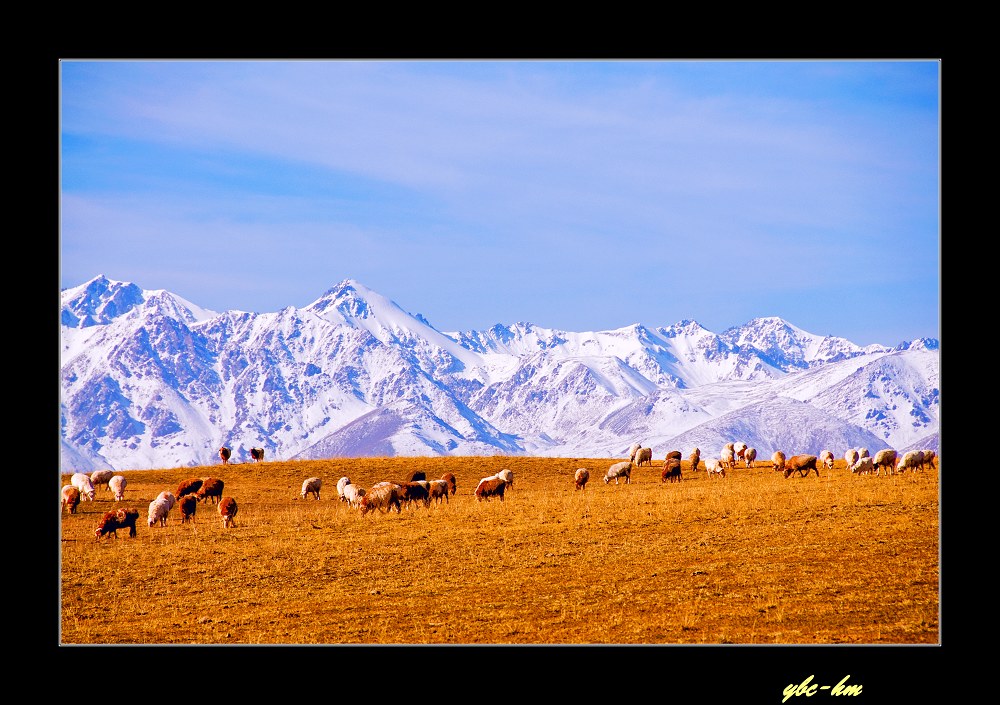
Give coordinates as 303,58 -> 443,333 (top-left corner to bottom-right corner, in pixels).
62,469 -> 239,540
63,441 -> 939,536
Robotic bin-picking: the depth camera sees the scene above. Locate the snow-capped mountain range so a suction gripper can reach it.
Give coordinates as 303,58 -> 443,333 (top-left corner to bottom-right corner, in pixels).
60,275 -> 940,472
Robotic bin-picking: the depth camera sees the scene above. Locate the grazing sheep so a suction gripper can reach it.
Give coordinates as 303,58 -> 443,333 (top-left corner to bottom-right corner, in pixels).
704,458 -> 726,478
475,477 -> 507,502
845,449 -> 860,470
896,450 -> 924,474
496,469 -> 514,488
441,472 -> 457,496
71,473 -> 96,502
771,451 -> 786,474
342,483 -> 366,508
179,494 -> 197,523
574,468 -> 590,491
744,447 -> 757,468
176,478 -> 204,499
358,483 -> 403,515
249,447 -> 264,463
634,448 -> 653,466
336,477 -> 352,502
664,450 -> 682,462
604,460 -> 632,485
197,477 -> 225,504
218,497 -> 238,528
147,498 -> 171,528
819,450 -> 835,471
851,456 -> 875,475
734,442 -> 748,463
109,475 -> 127,502
783,454 -> 820,478
627,443 -> 642,463
399,481 -> 432,508
61,485 -> 81,514
301,477 -> 322,500
94,508 -> 140,540
661,458 -> 682,483
872,449 -> 898,476
156,491 -> 177,511
689,448 -> 701,472
921,450 -> 937,470
90,469 -> 115,494
428,479 -> 450,505
721,447 -> 736,471
219,446 -> 232,465
858,448 -> 870,459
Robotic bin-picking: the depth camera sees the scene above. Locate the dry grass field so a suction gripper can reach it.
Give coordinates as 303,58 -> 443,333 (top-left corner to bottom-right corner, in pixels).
59,454 -> 939,646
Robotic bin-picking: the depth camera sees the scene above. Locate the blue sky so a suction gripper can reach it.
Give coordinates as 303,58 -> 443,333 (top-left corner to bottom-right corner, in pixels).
60,60 -> 940,346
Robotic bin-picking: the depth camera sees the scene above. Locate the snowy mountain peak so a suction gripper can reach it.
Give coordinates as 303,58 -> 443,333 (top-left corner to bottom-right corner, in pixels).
60,274 -> 145,328
59,276 -> 939,472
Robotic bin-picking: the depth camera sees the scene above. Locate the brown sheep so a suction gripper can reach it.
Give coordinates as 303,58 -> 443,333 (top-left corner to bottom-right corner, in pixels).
197,477 -> 225,504
218,497 -> 238,528
219,446 -> 232,465
574,468 -> 590,491
61,485 -> 81,514
176,478 -> 204,498
688,448 -> 701,472
783,454 -> 819,478
358,483 -> 403,515
427,479 -> 450,505
661,458 -> 682,483
249,447 -> 264,463
475,477 -> 507,502
398,481 -> 431,508
95,508 -> 140,540
179,494 -> 197,523
405,470 -> 427,483
440,473 -> 457,497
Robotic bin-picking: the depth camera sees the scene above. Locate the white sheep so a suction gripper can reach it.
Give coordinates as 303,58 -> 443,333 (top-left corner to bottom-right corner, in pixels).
771,451 -> 786,474
720,447 -> 736,471
896,450 -> 924,474
301,477 -> 322,500
845,449 -> 859,469
733,442 -> 748,463
90,469 -> 115,494
851,456 -> 874,475
627,443 -> 642,462
108,475 -> 127,501
147,497 -> 171,528
342,483 -> 366,508
156,491 -> 177,511
633,448 -> 653,466
819,450 -> 835,471
704,458 -> 726,478
71,472 -> 96,501
921,450 -> 937,469
336,477 -> 352,502
872,449 -> 898,476
744,448 -> 757,468
574,468 -> 590,490
604,460 -> 632,485
858,448 -> 870,459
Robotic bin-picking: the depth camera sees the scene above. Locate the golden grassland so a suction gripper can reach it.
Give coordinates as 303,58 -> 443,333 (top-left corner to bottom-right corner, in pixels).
59,455 -> 939,646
